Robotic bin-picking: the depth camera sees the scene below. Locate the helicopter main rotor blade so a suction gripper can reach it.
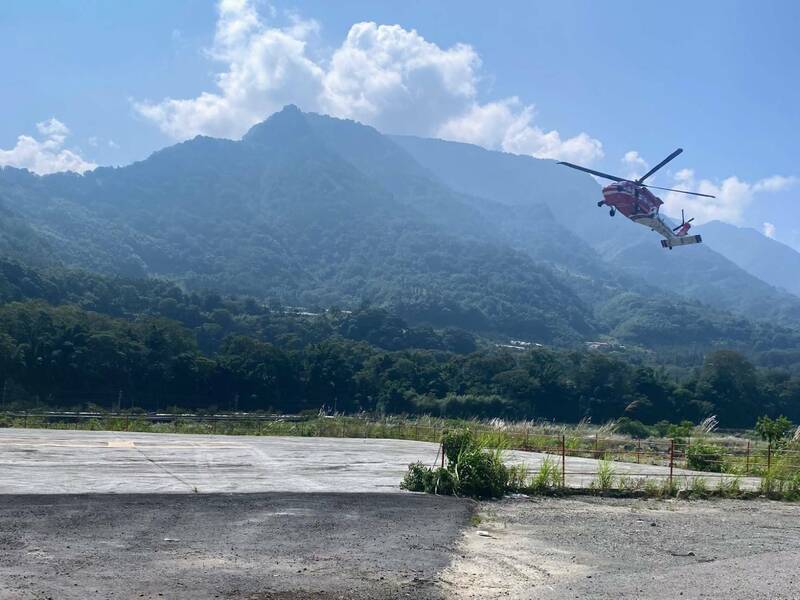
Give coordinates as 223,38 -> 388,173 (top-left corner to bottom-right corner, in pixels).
557,162 -> 626,182
636,148 -> 683,184
641,184 -> 716,198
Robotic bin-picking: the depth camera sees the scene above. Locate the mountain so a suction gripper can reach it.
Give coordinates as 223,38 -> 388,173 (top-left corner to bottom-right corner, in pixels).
700,220 -> 800,297
391,134 -> 800,326
1,105 -> 799,358
0,107 -> 595,344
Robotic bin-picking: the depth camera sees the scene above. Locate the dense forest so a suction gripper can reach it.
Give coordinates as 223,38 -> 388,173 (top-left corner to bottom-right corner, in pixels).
1,259 -> 799,427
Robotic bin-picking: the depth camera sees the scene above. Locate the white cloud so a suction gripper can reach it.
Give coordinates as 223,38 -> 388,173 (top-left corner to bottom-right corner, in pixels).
321,22 -> 479,137
0,118 -> 96,175
621,150 -> 648,179
660,168 -> 798,225
438,98 -> 603,163
134,0 -> 603,163
763,222 -> 776,238
88,136 -> 119,150
753,175 -> 798,193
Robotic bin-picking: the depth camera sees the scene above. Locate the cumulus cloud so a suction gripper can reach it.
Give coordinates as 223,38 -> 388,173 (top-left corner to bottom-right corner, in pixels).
438,98 -> 603,163
621,150 -> 648,179
763,222 -> 776,238
660,168 -> 798,225
134,0 -> 324,140
0,118 -> 96,175
134,0 -> 603,163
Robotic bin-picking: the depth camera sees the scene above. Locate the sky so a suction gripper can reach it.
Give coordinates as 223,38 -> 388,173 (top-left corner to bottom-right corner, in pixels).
1,0 -> 799,246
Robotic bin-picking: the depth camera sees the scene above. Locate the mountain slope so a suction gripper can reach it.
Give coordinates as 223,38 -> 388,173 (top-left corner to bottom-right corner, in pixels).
700,220 -> 800,297
0,107 -> 595,343
2,106 -> 800,356
392,134 -> 800,327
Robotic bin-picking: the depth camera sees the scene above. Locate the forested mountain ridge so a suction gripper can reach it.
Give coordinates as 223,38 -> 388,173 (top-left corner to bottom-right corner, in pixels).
0,107 -> 595,343
0,105 -> 798,354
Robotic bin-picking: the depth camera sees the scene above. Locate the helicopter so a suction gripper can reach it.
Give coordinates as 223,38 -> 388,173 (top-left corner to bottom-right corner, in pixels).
557,148 -> 715,249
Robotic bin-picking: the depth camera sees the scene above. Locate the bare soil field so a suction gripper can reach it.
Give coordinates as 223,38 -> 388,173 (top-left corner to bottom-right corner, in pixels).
442,496 -> 800,599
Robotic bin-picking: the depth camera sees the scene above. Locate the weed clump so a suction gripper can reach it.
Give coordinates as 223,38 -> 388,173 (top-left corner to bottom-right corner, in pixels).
401,428 -> 509,500
530,456 -> 561,492
590,459 -> 616,492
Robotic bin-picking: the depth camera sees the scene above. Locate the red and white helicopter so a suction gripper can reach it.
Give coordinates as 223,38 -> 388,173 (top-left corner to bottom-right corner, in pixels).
558,148 -> 715,249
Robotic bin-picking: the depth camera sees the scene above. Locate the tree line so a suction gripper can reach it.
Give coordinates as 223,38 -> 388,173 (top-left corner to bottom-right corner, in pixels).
1,298 -> 799,427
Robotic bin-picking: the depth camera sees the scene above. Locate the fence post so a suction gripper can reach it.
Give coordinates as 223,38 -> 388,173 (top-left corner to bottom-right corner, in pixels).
594,433 -> 598,459
561,434 -> 566,488
767,442 -> 772,472
524,427 -> 529,450
637,439 -> 641,464
441,442 -> 445,469
745,439 -> 751,474
669,439 -> 675,489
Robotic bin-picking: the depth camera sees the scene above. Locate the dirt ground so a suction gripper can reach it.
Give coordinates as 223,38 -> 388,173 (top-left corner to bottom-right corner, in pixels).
0,492 -> 472,600
442,496 -> 800,599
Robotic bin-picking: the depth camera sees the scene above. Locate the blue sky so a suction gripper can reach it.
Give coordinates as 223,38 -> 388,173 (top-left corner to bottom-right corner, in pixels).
1,1 -> 799,245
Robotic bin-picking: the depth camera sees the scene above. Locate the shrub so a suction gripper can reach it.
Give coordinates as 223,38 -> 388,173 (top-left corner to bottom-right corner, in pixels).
687,440 -> 725,473
402,429 -> 509,500
401,462 -> 431,492
613,417 -> 651,439
452,447 -> 509,500
401,463 -> 456,495
668,420 -> 695,441
442,428 -> 476,464
755,415 -> 794,445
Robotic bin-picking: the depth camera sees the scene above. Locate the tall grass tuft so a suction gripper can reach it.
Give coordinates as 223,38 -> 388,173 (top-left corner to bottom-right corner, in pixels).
591,459 -> 616,492
530,456 -> 561,492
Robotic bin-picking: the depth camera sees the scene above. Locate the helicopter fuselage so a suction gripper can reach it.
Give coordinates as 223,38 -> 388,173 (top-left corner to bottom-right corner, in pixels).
601,181 -> 663,218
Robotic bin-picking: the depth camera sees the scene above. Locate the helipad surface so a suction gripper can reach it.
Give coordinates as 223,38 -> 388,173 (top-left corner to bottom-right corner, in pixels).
0,429 -> 757,493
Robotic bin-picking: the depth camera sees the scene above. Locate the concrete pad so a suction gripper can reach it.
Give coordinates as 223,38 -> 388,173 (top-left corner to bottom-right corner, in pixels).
0,429 -> 759,494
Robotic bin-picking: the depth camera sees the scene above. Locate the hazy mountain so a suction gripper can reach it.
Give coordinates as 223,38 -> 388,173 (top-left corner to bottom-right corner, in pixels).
700,220 -> 800,297
392,134 -> 800,325
1,105 -> 799,355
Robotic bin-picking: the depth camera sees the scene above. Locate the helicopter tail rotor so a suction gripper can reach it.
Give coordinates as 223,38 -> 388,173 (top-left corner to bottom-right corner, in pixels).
672,209 -> 695,233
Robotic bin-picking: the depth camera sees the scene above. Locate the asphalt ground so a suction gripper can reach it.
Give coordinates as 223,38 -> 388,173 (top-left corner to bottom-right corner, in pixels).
0,492 -> 471,600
